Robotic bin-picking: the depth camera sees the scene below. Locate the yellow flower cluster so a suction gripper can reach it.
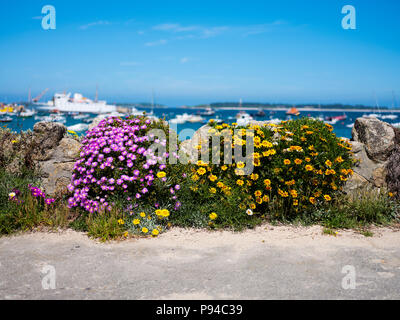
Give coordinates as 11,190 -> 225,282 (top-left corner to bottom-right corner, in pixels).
190,118 -> 355,219
129,208 -> 170,237
155,209 -> 170,218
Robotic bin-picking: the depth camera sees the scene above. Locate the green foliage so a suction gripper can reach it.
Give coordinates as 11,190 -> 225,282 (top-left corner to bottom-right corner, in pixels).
319,188 -> 399,229
85,209 -> 128,242
360,230 -> 374,237
171,168 -> 263,230
0,169 -> 73,235
322,228 -> 337,236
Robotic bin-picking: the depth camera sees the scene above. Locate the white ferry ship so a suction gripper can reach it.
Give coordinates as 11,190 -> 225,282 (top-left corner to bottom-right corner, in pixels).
35,93 -> 117,114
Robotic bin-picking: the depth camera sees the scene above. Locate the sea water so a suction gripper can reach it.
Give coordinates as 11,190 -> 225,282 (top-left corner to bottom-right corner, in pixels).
3,106 -> 397,140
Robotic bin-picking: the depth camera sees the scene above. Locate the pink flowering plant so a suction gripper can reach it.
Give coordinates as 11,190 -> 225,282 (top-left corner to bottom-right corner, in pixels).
67,115 -> 183,236
28,185 -> 56,205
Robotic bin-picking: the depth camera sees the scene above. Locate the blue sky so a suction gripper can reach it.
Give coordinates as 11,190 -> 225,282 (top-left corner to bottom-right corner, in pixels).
0,0 -> 399,106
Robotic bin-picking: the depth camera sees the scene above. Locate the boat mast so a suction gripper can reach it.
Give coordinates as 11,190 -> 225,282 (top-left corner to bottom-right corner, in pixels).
95,85 -> 98,103
374,91 -> 381,114
151,89 -> 155,113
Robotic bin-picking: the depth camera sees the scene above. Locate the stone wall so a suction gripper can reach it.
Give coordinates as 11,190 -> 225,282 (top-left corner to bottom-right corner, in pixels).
0,121 -> 81,197
347,117 -> 398,191
33,122 -> 81,196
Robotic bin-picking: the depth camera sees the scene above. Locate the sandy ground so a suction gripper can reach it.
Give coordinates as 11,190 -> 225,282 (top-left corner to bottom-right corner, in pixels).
1,224 -> 400,299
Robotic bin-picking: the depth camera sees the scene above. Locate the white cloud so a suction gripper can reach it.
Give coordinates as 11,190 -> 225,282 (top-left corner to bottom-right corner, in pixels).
152,23 -> 229,38
151,21 -> 286,39
124,19 -> 136,26
153,23 -> 181,31
201,26 -> 229,38
144,39 -> 168,47
241,20 -> 286,36
180,57 -> 189,64
80,20 -> 111,30
120,62 -> 141,67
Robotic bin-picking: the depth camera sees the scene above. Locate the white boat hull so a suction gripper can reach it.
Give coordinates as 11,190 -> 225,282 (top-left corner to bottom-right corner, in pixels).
36,102 -> 117,114
68,123 -> 89,132
35,92 -> 117,114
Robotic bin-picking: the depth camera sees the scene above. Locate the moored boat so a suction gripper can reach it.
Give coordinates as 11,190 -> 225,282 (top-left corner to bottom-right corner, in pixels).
363,113 -> 382,118
187,115 -> 205,123
325,114 -> 347,122
73,113 -> 90,120
19,109 -> 36,117
381,114 -> 398,120
169,113 -> 203,124
35,92 -> 117,114
0,116 -> 12,122
68,123 -> 89,132
251,108 -> 266,117
198,107 -> 215,116
0,105 -> 14,115
286,107 -> 300,116
236,111 -> 253,126
35,114 -> 67,123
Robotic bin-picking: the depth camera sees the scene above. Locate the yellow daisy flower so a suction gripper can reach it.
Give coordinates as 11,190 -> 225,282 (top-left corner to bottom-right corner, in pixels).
209,212 -> 218,220
157,171 -> 166,178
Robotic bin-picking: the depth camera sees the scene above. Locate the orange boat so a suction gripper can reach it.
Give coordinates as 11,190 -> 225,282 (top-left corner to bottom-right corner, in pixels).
286,107 -> 300,116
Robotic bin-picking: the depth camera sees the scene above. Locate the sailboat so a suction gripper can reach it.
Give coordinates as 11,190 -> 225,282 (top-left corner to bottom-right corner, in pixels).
364,92 -> 383,118
309,104 -> 324,121
381,91 -> 398,120
138,90 -> 157,120
381,114 -> 398,120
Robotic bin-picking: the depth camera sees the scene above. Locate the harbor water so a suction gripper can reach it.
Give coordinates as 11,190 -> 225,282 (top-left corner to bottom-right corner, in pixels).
2,105 -> 399,140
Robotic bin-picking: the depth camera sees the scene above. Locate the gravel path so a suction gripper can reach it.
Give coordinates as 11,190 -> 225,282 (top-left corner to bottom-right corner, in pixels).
1,225 -> 400,299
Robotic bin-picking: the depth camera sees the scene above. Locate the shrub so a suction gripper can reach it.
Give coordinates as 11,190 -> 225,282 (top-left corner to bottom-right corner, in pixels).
319,188 -> 399,229
184,117 -> 356,228
67,116 -> 183,236
0,169 -> 71,235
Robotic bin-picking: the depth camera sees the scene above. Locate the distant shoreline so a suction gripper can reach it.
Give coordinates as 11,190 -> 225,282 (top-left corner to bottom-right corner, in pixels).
176,105 -> 400,113
202,106 -> 400,113
114,103 -> 400,113
131,104 -> 399,113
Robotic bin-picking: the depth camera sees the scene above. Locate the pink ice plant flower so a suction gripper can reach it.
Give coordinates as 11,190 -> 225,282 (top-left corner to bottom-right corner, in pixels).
67,116 -> 181,214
